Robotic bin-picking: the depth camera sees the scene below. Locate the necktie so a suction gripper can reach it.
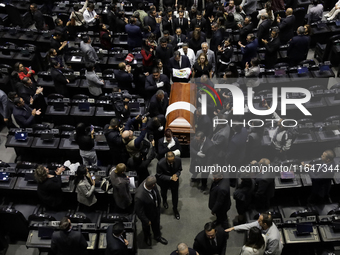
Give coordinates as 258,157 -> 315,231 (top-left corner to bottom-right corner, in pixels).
198,20 -> 201,26
151,189 -> 158,207
178,36 -> 180,43
211,239 -> 218,253
90,11 -> 93,17
180,19 -> 183,26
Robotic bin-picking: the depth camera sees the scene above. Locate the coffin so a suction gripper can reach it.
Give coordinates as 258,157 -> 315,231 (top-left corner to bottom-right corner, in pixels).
165,83 -> 197,144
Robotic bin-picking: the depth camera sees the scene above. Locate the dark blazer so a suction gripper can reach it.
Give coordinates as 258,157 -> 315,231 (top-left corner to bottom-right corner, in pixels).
12,104 -> 35,128
51,229 -> 88,255
239,22 -> 254,45
116,18 -> 127,33
18,84 -> 37,105
145,74 -> 170,95
51,67 -> 69,97
107,11 -> 117,33
190,136 -> 214,167
209,178 -> 231,214
148,92 -> 169,117
278,15 -> 296,44
241,39 -> 258,66
265,37 -> 281,68
106,225 -> 128,255
210,29 -> 223,53
257,19 -> 272,46
225,127 -> 248,165
190,17 -> 207,32
193,226 -> 228,255
156,44 -> 174,68
172,34 -> 188,48
113,70 -> 134,92
169,55 -> 191,69
156,157 -> 182,185
174,17 -> 189,35
134,180 -> 161,226
157,136 -> 181,159
254,170 -> 275,210
287,35 -> 310,62
125,24 -> 143,48
196,115 -> 213,139
162,15 -> 176,35
188,31 -> 206,41
144,15 -> 160,37
32,10 -> 45,30
37,175 -> 63,208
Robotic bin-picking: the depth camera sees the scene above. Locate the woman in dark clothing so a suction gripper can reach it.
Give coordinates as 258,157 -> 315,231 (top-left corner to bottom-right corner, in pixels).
188,30 -> 205,54
99,23 -> 112,50
35,165 -> 65,209
192,53 -> 212,78
141,35 -> 156,73
217,37 -> 234,73
47,48 -> 64,69
225,13 -> 238,30
75,122 -> 97,166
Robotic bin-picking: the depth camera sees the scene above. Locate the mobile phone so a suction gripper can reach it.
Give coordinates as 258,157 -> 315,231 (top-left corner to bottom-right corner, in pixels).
90,125 -> 94,131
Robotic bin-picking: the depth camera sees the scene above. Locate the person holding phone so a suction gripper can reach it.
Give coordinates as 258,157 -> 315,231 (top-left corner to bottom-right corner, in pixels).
14,62 -> 36,81
74,165 -> 97,207
75,122 -> 97,166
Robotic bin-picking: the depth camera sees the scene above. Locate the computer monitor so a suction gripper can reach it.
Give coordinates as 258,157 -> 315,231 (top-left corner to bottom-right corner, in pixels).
296,223 -> 313,235
15,132 -> 28,141
53,101 -> 65,111
129,102 -> 140,112
78,102 -> 90,111
0,172 -> 9,182
274,69 -> 286,76
280,171 -> 295,180
38,227 -> 54,239
297,67 -> 308,75
41,133 -> 54,141
319,65 -> 331,73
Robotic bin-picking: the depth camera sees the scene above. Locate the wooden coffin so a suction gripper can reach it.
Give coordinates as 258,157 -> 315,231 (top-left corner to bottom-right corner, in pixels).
165,82 -> 197,145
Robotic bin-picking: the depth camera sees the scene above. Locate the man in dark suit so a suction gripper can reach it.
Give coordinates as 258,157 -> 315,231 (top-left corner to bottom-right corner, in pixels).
287,26 -> 310,66
12,97 -> 41,128
51,60 -> 70,97
277,8 -> 295,44
193,222 -> 228,255
190,11 -> 207,32
107,5 -> 117,33
156,151 -> 182,220
113,62 -> 134,92
174,11 -> 189,35
238,16 -> 254,45
135,176 -> 168,245
257,14 -> 272,47
162,8 -> 176,35
125,17 -> 143,51
29,3 -> 45,30
51,217 -> 88,255
149,90 -> 169,119
106,221 -> 128,255
143,7 -> 161,38
262,28 -> 281,68
145,68 -> 171,96
172,28 -> 188,49
156,38 -> 174,77
158,30 -> 175,45
188,26 -> 206,41
169,51 -> 191,82
238,33 -> 258,66
19,77 -> 46,115
210,22 -> 223,53
209,172 -> 231,229
170,243 -> 198,255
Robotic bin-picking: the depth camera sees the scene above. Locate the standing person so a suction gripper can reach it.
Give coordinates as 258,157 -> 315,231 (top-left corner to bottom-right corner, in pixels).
51,60 -> 70,97
240,227 -> 266,255
51,217 -> 88,255
85,63 -> 104,97
75,123 -> 97,166
141,36 -> 156,73
106,221 -> 129,255
179,43 -> 195,67
125,17 -> 143,51
29,3 -> 45,30
83,3 -> 100,27
192,53 -> 213,79
217,38 -> 233,73
74,165 -> 97,207
69,0 -> 88,28
209,172 -> 231,229
287,26 -> 310,66
277,8 -> 295,44
156,152 -> 182,220
262,28 -> 280,68
134,176 -> 168,246
110,164 -> 133,212
238,34 -> 258,67
0,89 -> 8,124
99,23 -> 112,50
157,128 -> 181,159
307,0 -> 323,24
80,36 -> 100,64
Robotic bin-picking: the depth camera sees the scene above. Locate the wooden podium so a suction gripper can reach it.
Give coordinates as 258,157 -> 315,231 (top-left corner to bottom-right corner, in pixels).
165,83 -> 197,145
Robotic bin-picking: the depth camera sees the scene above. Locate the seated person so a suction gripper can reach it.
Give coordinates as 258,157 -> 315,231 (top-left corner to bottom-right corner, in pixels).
325,0 -> 340,20
14,62 -> 36,81
106,222 -> 129,255
18,77 -> 44,107
35,165 -> 65,209
12,97 -> 41,128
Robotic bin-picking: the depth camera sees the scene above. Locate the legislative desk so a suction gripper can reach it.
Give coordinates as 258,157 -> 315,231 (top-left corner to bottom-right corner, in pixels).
282,226 -> 320,244
165,83 -> 197,145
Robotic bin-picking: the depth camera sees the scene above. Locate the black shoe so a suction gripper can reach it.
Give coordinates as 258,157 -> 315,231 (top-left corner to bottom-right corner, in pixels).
144,235 -> 151,246
155,237 -> 168,245
163,201 -> 168,209
174,210 -> 180,220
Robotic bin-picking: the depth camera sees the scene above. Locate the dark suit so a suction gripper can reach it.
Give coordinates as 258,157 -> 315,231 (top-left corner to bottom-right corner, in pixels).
145,74 -> 170,95
125,24 -> 143,49
193,226 -> 228,255
156,157 -> 182,210
278,15 -> 295,44
257,19 -> 272,47
148,92 -> 169,118
107,11 -> 117,33
51,229 -> 88,255
31,10 -> 45,30
172,34 -> 188,48
209,178 -> 231,228
162,15 -> 176,35
264,37 -> 281,68
287,35 -> 310,66
113,69 -> 134,92
12,104 -> 35,128
134,180 -> 162,238
156,44 -> 174,74
18,84 -> 46,113
239,22 -> 254,45
225,127 -> 248,166
157,136 -> 181,159
241,39 -> 258,66
144,15 -> 160,38
169,55 -> 191,82
210,29 -> 223,53
174,17 -> 189,35
105,225 -> 128,255
190,17 -> 207,32
51,67 -> 69,97
188,31 -> 206,41
104,125 -> 128,165
254,170 -> 275,212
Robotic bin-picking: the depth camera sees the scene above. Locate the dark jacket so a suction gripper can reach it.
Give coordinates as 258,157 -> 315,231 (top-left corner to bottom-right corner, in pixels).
264,37 -> 281,68
156,157 -> 182,184
145,75 -> 170,95
12,104 -> 35,128
105,225 -> 128,255
157,136 -> 181,160
104,125 -> 125,153
156,44 -> 174,68
110,171 -> 132,210
51,229 -> 88,255
32,10 -> 45,30
239,22 -> 254,45
144,15 -> 160,38
172,34 -> 188,48
210,29 -> 223,53
278,15 -> 295,44
169,55 -> 191,69
113,69 -> 134,92
193,226 -> 228,255
51,67 -> 69,97
287,35 -> 310,62
37,175 -> 63,209
125,24 -> 143,48
241,39 -> 258,66
174,17 -> 189,35
148,92 -> 169,117
190,17 -> 207,32
162,15 -> 176,35
225,127 -> 248,165
257,19 -> 272,46
209,178 -> 231,214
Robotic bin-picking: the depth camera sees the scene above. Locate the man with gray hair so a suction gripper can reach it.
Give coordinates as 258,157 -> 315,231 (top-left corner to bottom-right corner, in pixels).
135,175 -> 168,246
195,42 -> 216,73
170,243 -> 198,255
287,26 -> 310,66
257,13 -> 272,47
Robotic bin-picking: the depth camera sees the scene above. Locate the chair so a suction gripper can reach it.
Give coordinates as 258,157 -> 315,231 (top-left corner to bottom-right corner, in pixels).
298,59 -> 316,67
274,62 -> 289,69
324,115 -> 340,123
47,93 -> 64,100
73,94 -> 89,100
5,4 -> 31,28
293,7 -> 306,30
43,14 -> 55,30
31,123 -> 50,131
314,34 -> 340,62
55,125 -> 75,132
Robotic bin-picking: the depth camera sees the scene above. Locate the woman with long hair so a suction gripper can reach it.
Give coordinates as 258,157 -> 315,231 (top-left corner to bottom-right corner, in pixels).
14,62 -> 36,81
192,53 -> 212,78
141,34 -> 156,73
240,227 -> 266,255
257,1 -> 274,28
75,123 -> 97,166
74,165 -> 97,207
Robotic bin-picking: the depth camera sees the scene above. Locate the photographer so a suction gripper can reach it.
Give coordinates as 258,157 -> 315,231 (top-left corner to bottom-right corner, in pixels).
112,91 -> 132,123
122,115 -> 148,158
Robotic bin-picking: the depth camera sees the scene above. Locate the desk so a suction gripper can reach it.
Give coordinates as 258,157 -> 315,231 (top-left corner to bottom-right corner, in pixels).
98,231 -> 134,249
275,175 -> 302,189
283,226 -> 320,244
70,106 -> 95,117
14,178 -> 38,191
45,105 -> 71,116
58,138 -> 79,150
31,137 -> 60,149
318,225 -> 340,243
300,173 -> 313,186
0,177 -> 17,190
5,135 -> 34,148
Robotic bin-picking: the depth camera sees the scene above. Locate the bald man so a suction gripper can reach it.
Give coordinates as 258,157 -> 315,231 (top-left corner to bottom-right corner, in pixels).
277,8 -> 295,44
170,243 -> 198,255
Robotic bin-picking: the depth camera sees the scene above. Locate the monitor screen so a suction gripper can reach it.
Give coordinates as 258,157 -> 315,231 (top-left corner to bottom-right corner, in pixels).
38,227 -> 54,239
275,69 -> 286,76
15,132 -> 28,141
280,171 -> 295,179
298,67 -> 308,74
0,172 -> 9,182
78,102 -> 90,111
319,65 -> 331,72
296,223 -> 313,235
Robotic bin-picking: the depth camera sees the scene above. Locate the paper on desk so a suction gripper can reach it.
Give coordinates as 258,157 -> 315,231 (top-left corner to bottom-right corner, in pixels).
268,130 -> 275,138
71,56 -> 82,62
129,177 -> 135,188
334,130 -> 340,135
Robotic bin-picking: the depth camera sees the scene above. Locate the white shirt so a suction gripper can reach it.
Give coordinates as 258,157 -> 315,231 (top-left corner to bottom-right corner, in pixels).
83,9 -> 98,24
179,47 -> 195,67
